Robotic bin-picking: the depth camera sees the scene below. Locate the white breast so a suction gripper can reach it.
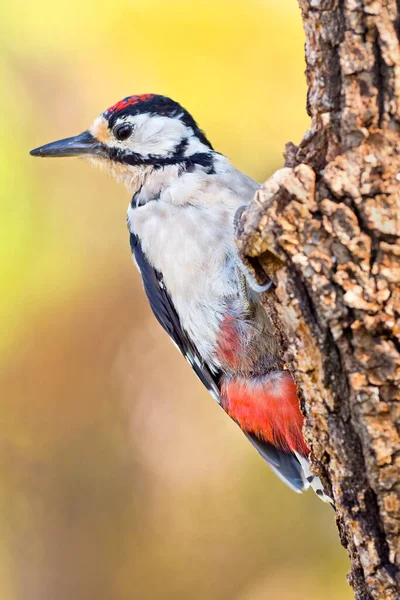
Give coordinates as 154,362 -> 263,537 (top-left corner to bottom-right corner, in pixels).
127,162 -> 258,367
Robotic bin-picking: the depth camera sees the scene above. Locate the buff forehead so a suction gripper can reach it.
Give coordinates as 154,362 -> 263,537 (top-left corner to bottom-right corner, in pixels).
90,115 -> 111,144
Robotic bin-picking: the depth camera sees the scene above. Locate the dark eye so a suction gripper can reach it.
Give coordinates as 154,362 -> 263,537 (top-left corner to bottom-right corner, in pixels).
113,123 -> 133,141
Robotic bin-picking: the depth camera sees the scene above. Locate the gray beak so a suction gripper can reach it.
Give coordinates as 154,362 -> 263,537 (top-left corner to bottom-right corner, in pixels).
30,130 -> 104,158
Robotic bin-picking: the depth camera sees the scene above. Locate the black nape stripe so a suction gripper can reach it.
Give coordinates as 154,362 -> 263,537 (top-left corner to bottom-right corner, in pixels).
182,152 -> 216,174
172,138 -> 189,157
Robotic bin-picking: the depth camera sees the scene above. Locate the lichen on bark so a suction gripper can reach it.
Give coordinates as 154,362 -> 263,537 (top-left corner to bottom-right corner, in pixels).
235,2 -> 400,599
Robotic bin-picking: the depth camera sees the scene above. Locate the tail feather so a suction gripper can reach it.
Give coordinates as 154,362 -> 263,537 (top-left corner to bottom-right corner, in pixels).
246,433 -> 334,503
245,432 -> 305,493
294,452 -> 334,505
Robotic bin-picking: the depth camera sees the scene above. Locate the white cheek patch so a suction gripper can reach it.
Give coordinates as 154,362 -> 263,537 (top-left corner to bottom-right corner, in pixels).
106,114 -> 192,158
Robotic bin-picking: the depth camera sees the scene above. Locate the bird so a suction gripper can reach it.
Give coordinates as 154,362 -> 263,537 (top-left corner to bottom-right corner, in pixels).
30,94 -> 331,503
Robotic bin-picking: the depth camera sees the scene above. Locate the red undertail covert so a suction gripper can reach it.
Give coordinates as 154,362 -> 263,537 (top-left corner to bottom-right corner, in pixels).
221,373 -> 309,456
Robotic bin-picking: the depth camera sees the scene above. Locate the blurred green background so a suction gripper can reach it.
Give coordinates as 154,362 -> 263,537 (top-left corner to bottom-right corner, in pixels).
1,1 -> 352,598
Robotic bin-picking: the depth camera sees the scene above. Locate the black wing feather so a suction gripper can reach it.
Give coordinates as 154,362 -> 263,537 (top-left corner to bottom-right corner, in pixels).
130,232 -> 221,400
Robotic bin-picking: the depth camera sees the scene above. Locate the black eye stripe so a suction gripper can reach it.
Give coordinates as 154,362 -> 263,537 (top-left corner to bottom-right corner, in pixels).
114,123 -> 133,141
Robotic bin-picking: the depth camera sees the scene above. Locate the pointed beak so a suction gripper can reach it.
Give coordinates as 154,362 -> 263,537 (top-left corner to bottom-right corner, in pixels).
30,130 -> 104,158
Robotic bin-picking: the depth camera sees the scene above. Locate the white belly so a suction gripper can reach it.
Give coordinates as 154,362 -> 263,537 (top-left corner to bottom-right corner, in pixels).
128,198 -> 242,366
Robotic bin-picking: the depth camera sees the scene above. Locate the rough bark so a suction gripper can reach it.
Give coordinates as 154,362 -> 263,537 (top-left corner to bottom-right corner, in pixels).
235,2 -> 400,599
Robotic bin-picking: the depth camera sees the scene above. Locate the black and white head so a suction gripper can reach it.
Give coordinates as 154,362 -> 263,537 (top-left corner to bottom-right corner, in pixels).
30,94 -> 216,186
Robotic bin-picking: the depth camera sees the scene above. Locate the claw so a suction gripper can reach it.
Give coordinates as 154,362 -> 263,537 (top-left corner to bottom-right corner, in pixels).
235,255 -> 275,294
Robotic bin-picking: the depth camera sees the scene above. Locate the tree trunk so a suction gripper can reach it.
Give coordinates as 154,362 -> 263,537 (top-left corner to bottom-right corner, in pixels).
235,2 -> 400,599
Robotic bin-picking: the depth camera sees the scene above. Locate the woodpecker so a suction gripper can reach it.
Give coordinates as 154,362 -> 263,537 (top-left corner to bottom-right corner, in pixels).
31,94 -> 331,503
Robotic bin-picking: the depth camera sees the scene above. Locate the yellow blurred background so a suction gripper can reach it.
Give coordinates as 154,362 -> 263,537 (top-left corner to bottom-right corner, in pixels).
1,1 -> 352,598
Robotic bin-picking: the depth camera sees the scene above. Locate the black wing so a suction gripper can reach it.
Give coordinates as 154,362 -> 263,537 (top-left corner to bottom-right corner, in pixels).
130,232 -> 221,401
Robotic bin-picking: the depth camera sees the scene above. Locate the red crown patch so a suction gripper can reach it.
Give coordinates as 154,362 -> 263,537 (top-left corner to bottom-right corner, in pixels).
104,94 -> 155,117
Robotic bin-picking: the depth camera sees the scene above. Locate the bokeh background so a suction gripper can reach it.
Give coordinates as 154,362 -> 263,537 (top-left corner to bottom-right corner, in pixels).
1,1 -> 353,598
